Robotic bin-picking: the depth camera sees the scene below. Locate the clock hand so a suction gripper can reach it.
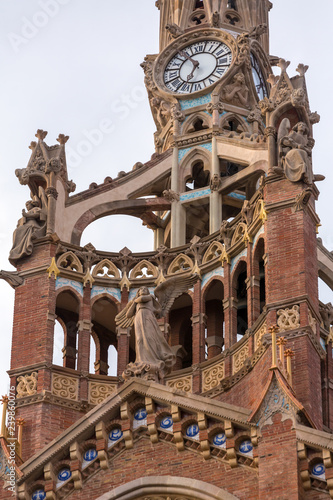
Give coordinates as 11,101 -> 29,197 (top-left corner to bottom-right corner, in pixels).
178,51 -> 200,82
179,50 -> 200,68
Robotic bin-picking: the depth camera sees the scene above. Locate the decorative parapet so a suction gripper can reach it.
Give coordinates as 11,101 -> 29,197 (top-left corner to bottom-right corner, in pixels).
88,382 -> 117,405
51,373 -> 79,401
232,342 -> 249,375
254,321 -> 267,351
202,360 -> 225,392
166,375 -> 192,393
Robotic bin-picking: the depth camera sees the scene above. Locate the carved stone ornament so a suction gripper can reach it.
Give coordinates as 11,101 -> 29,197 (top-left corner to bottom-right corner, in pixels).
219,220 -> 233,250
202,361 -> 225,392
166,375 -> 192,393
167,254 -> 193,275
309,111 -> 320,125
92,259 -> 120,279
57,251 -> 83,273
202,241 -> 224,264
232,342 -> 249,374
277,119 -> 313,184
0,270 -> 24,289
206,100 -> 224,114
319,302 -> 333,332
235,33 -> 251,67
254,322 -> 267,351
231,222 -> 252,246
162,189 -> 180,203
165,23 -> 184,38
88,382 -> 117,405
308,310 -> 317,334
291,88 -> 307,108
9,187 -> 48,265
222,73 -> 249,108
141,56 -> 157,92
294,188 -> 312,212
254,378 -> 297,428
51,374 -> 79,400
277,305 -> 300,331
171,103 -> 185,123
16,371 -> 38,398
210,173 -> 222,191
259,97 -> 276,115
247,106 -> 262,124
130,260 -> 158,279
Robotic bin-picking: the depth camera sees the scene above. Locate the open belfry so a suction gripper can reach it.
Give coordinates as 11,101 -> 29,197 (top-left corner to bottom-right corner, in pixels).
1,1 -> 333,499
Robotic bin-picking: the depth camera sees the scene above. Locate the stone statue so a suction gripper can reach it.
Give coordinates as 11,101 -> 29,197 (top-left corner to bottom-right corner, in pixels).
9,187 -> 48,265
222,73 -> 249,108
115,274 -> 198,381
276,119 -> 313,184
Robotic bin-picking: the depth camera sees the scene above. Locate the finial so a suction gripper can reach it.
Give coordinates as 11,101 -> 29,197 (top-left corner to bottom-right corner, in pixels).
277,59 -> 290,73
284,349 -> 295,385
276,337 -> 287,367
269,325 -> 279,368
35,129 -> 48,141
57,134 -> 69,145
29,141 -> 37,151
267,74 -> 279,87
17,418 -> 25,458
296,64 -> 309,77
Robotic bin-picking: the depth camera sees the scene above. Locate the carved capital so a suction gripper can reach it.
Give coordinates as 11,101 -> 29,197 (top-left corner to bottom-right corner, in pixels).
264,126 -> 277,139
45,187 -> 58,200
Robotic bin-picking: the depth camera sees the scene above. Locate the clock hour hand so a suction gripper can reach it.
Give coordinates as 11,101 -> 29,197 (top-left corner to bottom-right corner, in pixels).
179,51 -> 200,82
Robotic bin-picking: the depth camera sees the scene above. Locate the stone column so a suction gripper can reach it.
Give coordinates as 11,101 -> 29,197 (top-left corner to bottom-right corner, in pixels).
209,136 -> 222,234
117,327 -> 131,376
170,145 -> 186,247
77,286 -> 92,401
265,126 -> 277,173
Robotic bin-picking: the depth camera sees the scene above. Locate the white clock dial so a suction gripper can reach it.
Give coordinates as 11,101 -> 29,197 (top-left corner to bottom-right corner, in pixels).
164,40 -> 232,94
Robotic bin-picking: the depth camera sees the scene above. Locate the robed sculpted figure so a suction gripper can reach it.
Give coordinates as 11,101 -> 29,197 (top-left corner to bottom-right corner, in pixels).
115,274 -> 198,381
277,119 -> 313,184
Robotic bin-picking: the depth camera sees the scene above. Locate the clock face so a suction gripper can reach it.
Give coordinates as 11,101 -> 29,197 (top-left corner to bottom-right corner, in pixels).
250,53 -> 268,100
163,40 -> 232,94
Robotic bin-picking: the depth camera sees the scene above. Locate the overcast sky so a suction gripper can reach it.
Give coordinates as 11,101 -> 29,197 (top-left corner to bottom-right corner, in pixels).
0,1 -> 332,396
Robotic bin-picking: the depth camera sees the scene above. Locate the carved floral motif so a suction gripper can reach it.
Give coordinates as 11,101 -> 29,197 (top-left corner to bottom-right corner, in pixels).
16,372 -> 38,398
277,305 -> 300,331
52,374 -> 78,400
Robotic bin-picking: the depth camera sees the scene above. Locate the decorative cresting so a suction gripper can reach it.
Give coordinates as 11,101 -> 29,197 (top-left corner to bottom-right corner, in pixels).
202,241 -> 224,264
88,382 -> 117,405
231,222 -> 252,247
129,260 -> 158,279
57,251 -> 83,273
202,361 -> 225,392
16,372 -> 38,398
51,373 -> 78,401
167,254 -> 194,275
277,305 -> 300,331
254,322 -> 267,351
92,259 -> 120,279
166,375 -> 192,393
232,342 -> 250,375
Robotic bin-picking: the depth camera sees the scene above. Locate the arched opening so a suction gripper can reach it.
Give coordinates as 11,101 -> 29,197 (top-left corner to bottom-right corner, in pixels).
204,280 -> 224,359
195,0 -> 204,8
55,290 -> 80,369
227,0 -> 237,10
81,215 -> 154,253
89,335 -> 97,374
232,262 -> 248,343
186,160 -> 210,190
253,238 -> 266,320
91,298 -> 118,375
169,293 -> 193,369
108,345 -> 118,376
53,319 -> 65,366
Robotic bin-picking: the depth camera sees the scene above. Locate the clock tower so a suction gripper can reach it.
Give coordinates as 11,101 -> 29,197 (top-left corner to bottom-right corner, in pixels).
0,2 -> 333,500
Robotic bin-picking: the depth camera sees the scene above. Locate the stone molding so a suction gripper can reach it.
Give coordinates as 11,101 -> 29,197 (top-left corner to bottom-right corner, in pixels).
95,476 -> 239,500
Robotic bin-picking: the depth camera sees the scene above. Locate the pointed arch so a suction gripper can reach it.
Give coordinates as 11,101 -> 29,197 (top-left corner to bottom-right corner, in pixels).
220,113 -> 249,133
179,147 -> 212,191
129,259 -> 158,279
57,251 -> 83,273
182,112 -> 212,135
92,259 -> 121,279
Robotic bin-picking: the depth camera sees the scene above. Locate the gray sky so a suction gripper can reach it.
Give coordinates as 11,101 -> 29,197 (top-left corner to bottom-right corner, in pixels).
0,1 -> 332,396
